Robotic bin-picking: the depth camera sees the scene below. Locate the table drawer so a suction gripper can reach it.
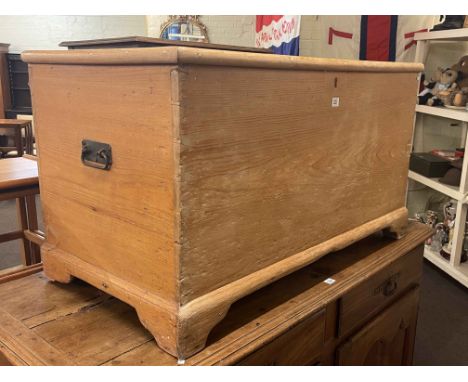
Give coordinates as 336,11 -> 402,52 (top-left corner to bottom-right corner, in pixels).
237,309 -> 325,365
338,245 -> 423,337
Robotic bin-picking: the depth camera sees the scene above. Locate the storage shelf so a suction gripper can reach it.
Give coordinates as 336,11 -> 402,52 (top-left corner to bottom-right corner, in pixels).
415,28 -> 468,41
410,27 -> 468,288
408,170 -> 466,202
415,105 -> 468,122
424,246 -> 468,287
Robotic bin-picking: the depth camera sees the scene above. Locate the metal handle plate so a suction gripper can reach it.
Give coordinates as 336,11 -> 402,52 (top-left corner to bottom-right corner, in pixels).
81,139 -> 112,171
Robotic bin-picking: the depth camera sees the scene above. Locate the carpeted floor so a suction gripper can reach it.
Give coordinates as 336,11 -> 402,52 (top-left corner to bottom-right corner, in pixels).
0,197 -> 467,365
414,260 -> 468,365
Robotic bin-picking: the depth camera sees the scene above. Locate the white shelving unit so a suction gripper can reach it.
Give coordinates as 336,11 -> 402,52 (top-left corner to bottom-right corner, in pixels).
409,28 -> 468,288
415,104 -> 468,122
408,170 -> 465,202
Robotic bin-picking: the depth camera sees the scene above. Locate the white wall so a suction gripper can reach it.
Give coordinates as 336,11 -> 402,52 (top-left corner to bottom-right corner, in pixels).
201,15 -> 255,47
0,16 -> 147,53
147,15 -> 441,62
0,15 -> 444,61
299,16 -> 322,57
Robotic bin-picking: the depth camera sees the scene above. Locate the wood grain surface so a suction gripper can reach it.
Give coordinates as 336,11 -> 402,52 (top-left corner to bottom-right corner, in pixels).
337,287 -> 420,365
0,223 -> 431,365
177,66 -> 418,303
0,157 -> 38,191
0,119 -> 32,126
338,244 -> 423,337
28,64 -> 178,301
22,46 -> 423,73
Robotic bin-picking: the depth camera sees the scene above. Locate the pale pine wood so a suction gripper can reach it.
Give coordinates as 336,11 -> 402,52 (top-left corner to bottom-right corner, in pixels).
28,64 -> 178,297
0,223 -> 431,366
41,243 -> 180,357
0,119 -> 33,127
22,47 -> 423,73
23,46 -> 421,358
176,66 -> 417,304
23,229 -> 45,247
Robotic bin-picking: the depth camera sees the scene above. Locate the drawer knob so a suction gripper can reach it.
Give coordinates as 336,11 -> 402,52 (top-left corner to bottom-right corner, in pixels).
382,278 -> 398,297
373,273 -> 400,297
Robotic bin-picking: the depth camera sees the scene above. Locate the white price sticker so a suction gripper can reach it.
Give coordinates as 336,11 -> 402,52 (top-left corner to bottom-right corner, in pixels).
324,278 -> 336,285
331,97 -> 340,107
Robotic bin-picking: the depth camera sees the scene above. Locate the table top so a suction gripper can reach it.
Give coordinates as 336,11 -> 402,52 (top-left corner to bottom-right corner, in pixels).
22,46 -> 424,74
0,222 -> 431,366
0,119 -> 32,127
0,157 -> 39,191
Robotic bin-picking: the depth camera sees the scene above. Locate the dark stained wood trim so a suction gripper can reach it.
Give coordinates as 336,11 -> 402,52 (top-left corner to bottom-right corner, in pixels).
0,263 -> 43,285
59,36 -> 272,54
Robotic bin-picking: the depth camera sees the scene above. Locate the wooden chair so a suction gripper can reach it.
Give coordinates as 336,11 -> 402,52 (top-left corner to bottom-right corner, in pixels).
0,119 -> 34,158
0,157 -> 44,267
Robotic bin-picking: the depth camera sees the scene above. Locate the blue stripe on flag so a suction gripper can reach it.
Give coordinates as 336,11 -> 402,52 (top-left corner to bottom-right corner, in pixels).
389,15 -> 398,61
271,37 -> 300,56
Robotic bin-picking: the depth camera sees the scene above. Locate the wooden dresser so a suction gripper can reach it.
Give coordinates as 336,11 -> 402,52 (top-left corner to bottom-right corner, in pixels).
0,222 -> 432,366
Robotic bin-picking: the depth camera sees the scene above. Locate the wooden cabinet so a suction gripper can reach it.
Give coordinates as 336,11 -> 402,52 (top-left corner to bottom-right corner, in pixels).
237,310 -> 325,366
0,43 -> 11,119
0,223 -> 432,365
338,245 -> 422,337
337,287 -> 419,366
4,54 -> 32,118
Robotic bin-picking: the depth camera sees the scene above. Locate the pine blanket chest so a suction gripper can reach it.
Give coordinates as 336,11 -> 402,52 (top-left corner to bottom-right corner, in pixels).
22,46 -> 422,358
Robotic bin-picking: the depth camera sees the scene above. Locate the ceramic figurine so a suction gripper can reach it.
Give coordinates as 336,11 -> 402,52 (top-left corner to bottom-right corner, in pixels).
440,200 -> 457,259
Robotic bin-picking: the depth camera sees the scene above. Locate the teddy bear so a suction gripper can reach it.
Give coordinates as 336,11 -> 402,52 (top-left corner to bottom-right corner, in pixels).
440,87 -> 468,108
448,55 -> 468,107
453,55 -> 468,88
418,67 -> 458,106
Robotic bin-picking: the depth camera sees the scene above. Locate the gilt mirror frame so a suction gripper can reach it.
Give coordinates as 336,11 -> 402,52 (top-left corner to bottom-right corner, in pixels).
160,15 -> 209,43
